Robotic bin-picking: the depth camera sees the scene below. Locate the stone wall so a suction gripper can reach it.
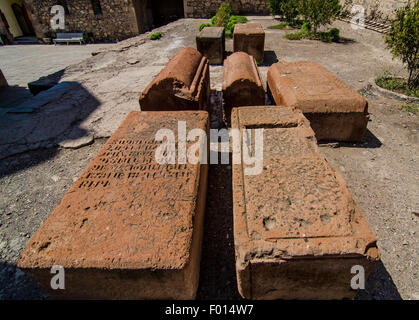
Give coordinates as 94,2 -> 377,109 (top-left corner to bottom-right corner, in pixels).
183,0 -> 269,18
341,0 -> 409,22
24,0 -> 140,42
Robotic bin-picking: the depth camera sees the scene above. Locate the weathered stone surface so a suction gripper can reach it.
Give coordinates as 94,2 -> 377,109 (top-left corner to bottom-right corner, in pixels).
233,23 -> 265,63
231,106 -> 379,300
196,27 -> 225,65
0,69 -> 8,88
267,61 -> 369,142
139,47 -> 210,111
18,111 -> 209,300
222,52 -> 265,125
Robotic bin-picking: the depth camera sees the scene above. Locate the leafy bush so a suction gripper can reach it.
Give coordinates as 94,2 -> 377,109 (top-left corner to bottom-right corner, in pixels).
209,4 -> 247,38
267,22 -> 289,29
401,103 -> 419,114
199,23 -> 212,32
285,31 -> 305,40
385,1 -> 419,89
268,0 -> 299,24
298,0 -> 341,33
150,32 -> 162,40
215,3 -> 232,28
230,15 -> 248,24
268,0 -> 282,16
376,74 -> 419,98
330,27 -> 340,42
225,15 -> 248,35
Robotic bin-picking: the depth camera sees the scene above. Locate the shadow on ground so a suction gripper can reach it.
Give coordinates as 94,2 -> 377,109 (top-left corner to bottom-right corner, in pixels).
0,82 -> 100,177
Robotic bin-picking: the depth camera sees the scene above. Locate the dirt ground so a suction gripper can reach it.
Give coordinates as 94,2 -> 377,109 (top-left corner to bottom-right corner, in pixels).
0,17 -> 417,300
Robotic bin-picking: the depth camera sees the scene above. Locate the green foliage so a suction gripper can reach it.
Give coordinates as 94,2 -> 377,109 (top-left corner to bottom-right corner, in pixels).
330,27 -> 340,42
267,22 -> 289,29
230,15 -> 248,24
150,32 -> 162,40
285,31 -> 305,40
298,0 -> 341,33
199,23 -> 212,32
376,74 -> 419,98
385,1 -> 419,89
215,3 -> 232,28
225,15 -> 248,35
401,103 -> 419,114
268,0 -> 299,24
301,21 -> 311,32
285,25 -> 340,42
268,0 -> 282,16
211,16 -> 217,25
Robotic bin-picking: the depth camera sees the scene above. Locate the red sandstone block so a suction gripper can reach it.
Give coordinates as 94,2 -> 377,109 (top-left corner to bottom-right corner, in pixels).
18,111 -> 209,300
233,23 -> 265,64
0,69 -> 8,88
139,47 -> 210,111
231,106 -> 379,300
196,27 -> 225,65
267,61 -> 369,142
222,52 -> 265,125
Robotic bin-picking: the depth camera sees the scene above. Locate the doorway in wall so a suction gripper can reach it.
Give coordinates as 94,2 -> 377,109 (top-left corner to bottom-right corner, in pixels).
11,3 -> 34,36
151,0 -> 184,28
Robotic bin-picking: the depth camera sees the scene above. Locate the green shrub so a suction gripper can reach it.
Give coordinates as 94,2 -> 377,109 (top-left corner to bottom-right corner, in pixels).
230,15 -> 248,24
285,31 -> 304,40
268,0 -> 282,16
267,22 -> 289,29
385,1 -> 419,89
211,16 -> 217,25
215,3 -> 232,28
330,27 -> 340,42
301,21 -> 311,32
199,23 -> 212,32
401,103 -> 419,114
268,0 -> 299,24
150,32 -> 162,40
298,0 -> 341,33
225,15 -> 248,35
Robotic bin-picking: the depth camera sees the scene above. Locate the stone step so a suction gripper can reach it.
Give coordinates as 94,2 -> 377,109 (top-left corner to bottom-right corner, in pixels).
18,111 -> 209,299
231,106 -> 379,300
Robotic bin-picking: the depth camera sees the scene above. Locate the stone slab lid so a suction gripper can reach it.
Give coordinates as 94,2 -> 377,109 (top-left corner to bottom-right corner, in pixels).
268,61 -> 367,113
234,23 -> 265,34
198,27 -> 225,38
18,111 -> 209,271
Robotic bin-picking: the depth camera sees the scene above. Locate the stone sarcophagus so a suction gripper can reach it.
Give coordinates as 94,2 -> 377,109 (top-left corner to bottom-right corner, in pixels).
139,47 -> 210,111
222,52 -> 265,125
231,106 -> 379,300
18,111 -> 209,300
267,61 -> 369,142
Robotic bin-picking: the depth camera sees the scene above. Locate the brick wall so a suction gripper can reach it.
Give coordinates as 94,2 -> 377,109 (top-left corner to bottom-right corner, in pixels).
24,0 -> 140,42
183,0 -> 269,18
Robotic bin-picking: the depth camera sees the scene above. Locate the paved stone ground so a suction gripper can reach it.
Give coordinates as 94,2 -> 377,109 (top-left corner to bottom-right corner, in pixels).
0,44 -> 108,87
0,17 -> 417,300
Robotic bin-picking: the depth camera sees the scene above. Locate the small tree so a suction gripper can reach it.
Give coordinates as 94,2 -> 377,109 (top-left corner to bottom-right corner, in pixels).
385,1 -> 419,89
215,3 -> 232,29
268,0 -> 299,24
298,0 -> 341,33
